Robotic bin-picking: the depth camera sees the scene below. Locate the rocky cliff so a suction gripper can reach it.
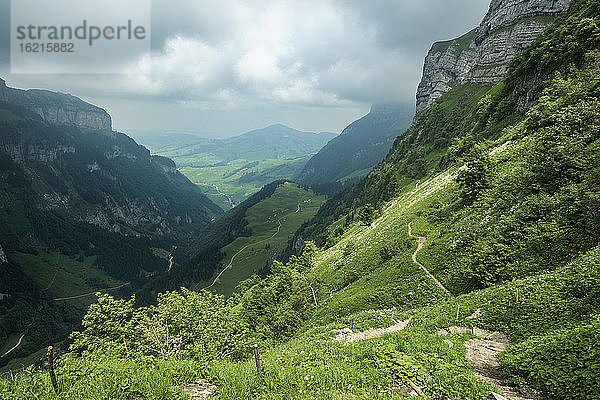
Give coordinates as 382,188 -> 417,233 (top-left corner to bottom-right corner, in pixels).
0,92 -> 223,282
416,0 -> 571,114
0,78 -> 7,103
0,78 -> 111,130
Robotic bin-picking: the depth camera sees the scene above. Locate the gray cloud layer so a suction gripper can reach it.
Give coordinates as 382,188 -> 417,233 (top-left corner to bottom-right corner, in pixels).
0,0 -> 489,137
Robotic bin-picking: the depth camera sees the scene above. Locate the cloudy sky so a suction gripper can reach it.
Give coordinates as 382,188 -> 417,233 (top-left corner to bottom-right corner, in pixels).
0,0 -> 489,137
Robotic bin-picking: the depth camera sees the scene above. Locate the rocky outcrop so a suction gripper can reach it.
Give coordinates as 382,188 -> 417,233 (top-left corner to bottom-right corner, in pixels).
416,0 -> 571,114
0,244 -> 7,263
0,78 -> 111,130
0,79 -> 8,102
1,143 -> 76,163
152,155 -> 179,174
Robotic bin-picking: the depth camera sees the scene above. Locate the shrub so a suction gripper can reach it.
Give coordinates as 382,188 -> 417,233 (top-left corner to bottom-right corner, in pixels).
69,289 -> 250,362
500,319 -> 600,400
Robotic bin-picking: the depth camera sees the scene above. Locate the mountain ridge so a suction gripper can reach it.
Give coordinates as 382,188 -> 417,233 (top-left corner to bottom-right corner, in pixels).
296,102 -> 414,192
0,78 -> 112,130
0,82 -> 222,367
416,0 -> 571,114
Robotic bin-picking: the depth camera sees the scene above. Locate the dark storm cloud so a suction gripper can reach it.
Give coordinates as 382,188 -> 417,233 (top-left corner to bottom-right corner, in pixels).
0,0 -> 490,136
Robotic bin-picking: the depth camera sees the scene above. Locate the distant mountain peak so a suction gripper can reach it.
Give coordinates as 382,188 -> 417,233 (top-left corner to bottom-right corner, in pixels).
267,123 -> 289,129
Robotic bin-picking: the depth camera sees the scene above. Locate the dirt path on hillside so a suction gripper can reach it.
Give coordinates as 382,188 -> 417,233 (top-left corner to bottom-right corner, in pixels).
1,334 -> 24,358
203,220 -> 282,290
437,327 -> 543,400
53,282 -> 131,301
407,222 -> 454,297
333,317 -> 413,342
333,321 -> 542,399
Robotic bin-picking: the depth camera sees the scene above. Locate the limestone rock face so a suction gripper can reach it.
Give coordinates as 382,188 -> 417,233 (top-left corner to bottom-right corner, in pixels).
0,78 -> 7,102
416,0 -> 571,114
0,244 -> 6,264
0,78 -> 111,130
1,143 -> 76,163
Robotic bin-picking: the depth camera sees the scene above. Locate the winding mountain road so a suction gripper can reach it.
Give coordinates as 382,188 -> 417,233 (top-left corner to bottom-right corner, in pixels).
203,220 -> 282,290
408,222 -> 454,297
53,282 -> 131,301
1,334 -> 24,358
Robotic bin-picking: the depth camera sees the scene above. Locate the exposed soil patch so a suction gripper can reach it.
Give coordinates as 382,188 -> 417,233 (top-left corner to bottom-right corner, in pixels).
437,327 -> 544,400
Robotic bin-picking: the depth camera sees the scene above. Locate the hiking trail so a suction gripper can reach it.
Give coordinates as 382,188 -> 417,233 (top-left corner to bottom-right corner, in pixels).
408,222 -> 454,297
203,219 -> 282,290
437,327 -> 544,400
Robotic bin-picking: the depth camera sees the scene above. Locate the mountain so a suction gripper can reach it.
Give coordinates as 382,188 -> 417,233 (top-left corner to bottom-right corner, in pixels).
296,103 -> 414,193
0,80 -> 222,367
152,124 -> 336,208
0,78 -> 111,130
274,0 -> 599,396
152,124 -> 336,163
126,129 -> 208,151
292,0 -> 576,249
416,0 -> 571,114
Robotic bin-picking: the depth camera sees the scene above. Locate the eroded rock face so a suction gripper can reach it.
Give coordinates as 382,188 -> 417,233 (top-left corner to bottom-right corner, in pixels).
0,245 -> 6,263
0,79 -> 8,102
416,0 -> 571,114
0,78 -> 111,130
1,143 -> 76,163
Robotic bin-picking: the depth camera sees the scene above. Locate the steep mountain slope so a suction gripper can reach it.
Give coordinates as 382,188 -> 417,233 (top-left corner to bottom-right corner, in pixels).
416,0 -> 571,114
0,82 -> 222,366
291,0 -> 583,250
276,0 -> 600,396
296,103 -> 414,193
151,124 -> 336,208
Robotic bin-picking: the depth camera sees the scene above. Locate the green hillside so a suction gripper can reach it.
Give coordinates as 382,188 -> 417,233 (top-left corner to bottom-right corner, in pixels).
297,103 -> 414,194
150,125 -> 336,208
0,95 -> 222,368
3,0 -> 600,399
154,181 -> 326,296
206,182 -> 326,295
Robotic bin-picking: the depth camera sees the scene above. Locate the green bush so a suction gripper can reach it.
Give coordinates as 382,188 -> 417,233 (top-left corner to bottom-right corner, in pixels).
70,288 -> 250,362
500,319 -> 600,400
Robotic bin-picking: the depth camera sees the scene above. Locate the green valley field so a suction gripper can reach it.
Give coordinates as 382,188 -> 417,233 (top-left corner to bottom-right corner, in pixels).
143,125 -> 336,209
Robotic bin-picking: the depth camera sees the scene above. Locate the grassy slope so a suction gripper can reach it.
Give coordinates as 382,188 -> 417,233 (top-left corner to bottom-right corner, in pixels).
201,182 -> 326,295
0,250 -> 122,373
11,250 -> 122,309
308,170 -> 457,323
